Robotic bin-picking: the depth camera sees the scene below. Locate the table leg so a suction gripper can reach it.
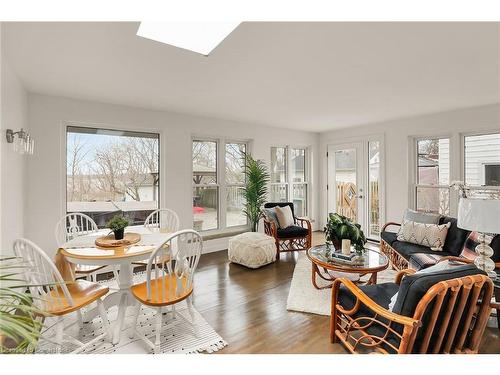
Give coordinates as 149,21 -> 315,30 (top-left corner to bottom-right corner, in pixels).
113,293 -> 128,344
311,263 -> 335,290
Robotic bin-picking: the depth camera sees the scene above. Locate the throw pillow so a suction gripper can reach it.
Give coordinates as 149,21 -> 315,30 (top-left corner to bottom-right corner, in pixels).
403,208 -> 441,224
396,220 -> 451,251
275,205 -> 294,228
460,231 -> 493,261
263,208 -> 280,228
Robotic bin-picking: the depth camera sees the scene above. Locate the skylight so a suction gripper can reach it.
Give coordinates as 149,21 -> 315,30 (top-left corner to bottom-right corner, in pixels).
136,22 -> 240,56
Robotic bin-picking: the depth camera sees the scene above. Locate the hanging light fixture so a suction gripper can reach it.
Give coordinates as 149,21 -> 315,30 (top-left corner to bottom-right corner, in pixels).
5,128 -> 34,155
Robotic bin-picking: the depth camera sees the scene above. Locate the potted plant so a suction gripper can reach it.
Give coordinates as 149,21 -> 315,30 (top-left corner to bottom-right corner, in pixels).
242,153 -> 270,232
1,257 -> 44,354
324,213 -> 367,253
106,214 -> 129,240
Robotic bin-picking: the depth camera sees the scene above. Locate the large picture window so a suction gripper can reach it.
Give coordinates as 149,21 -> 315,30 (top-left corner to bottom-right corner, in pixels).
464,133 -> 500,187
66,126 -> 160,227
192,138 -> 248,232
415,137 -> 450,214
270,146 -> 309,217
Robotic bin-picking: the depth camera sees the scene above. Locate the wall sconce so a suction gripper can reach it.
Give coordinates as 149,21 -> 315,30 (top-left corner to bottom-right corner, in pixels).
5,128 -> 34,155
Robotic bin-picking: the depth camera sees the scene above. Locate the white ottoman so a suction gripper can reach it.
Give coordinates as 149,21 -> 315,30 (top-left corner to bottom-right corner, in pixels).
228,232 -> 276,269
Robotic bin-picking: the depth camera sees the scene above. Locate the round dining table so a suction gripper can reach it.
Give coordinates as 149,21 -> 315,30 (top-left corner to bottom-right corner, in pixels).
60,227 -> 172,344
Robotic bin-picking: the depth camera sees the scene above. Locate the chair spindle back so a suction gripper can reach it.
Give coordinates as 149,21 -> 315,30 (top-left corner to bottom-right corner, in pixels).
54,212 -> 99,247
145,230 -> 202,302
144,208 -> 180,233
13,238 -> 73,312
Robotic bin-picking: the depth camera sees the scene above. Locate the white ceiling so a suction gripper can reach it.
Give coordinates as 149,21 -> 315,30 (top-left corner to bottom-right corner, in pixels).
3,22 -> 500,132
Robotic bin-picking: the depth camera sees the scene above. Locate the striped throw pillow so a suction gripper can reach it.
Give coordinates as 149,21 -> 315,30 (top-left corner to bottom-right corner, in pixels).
397,220 -> 451,251
460,231 -> 493,260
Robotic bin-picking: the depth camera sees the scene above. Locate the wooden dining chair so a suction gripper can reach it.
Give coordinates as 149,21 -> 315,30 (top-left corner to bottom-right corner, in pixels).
133,208 -> 181,269
54,212 -> 116,281
128,229 -> 202,353
13,238 -> 112,353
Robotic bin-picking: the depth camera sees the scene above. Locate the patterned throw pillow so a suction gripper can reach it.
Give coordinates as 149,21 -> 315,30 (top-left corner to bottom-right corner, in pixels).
460,231 -> 492,261
396,220 -> 451,251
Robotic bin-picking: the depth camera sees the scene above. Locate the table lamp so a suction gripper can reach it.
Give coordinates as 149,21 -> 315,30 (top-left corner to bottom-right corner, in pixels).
457,197 -> 500,279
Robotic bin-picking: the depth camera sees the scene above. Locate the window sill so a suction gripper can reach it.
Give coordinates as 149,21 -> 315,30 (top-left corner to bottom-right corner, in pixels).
201,228 -> 250,241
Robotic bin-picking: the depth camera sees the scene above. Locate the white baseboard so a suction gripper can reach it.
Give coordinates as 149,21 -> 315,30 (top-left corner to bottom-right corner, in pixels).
202,237 -> 230,254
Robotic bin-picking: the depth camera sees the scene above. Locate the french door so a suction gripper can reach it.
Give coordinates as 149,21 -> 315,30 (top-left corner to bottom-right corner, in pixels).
327,140 -> 383,240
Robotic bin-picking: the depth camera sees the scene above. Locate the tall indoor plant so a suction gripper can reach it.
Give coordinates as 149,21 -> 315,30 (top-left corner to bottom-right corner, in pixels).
324,213 -> 367,253
243,153 -> 270,232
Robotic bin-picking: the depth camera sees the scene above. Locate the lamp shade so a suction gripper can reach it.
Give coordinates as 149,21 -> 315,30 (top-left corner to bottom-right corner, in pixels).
457,198 -> 500,234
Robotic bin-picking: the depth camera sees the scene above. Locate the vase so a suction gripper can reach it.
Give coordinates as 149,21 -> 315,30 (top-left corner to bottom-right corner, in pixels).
113,228 -> 125,240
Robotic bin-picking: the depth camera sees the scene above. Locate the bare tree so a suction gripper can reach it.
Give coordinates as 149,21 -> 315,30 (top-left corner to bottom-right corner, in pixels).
67,135 -> 90,201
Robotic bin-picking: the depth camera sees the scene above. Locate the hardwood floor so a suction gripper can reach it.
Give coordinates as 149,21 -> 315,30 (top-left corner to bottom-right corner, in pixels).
190,232 -> 500,354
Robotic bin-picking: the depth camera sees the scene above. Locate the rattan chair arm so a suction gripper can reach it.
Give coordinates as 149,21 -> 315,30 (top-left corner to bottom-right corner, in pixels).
296,217 -> 312,233
332,278 -> 420,328
381,221 -> 401,233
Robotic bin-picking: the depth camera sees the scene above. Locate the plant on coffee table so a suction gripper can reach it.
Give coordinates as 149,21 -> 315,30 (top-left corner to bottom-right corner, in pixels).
324,213 -> 366,253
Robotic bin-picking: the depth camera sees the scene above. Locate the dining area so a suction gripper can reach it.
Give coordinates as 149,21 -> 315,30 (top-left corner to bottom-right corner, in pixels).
9,209 -> 221,354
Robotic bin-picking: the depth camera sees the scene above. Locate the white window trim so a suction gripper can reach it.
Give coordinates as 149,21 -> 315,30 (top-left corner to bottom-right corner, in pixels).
461,130 -> 500,189
61,121 -> 165,226
410,135 -> 452,215
192,136 -> 250,234
270,145 -> 311,218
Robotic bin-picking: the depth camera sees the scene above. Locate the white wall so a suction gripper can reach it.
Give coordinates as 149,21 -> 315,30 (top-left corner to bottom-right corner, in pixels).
1,41 -> 28,254
26,93 -> 319,256
319,104 -> 500,228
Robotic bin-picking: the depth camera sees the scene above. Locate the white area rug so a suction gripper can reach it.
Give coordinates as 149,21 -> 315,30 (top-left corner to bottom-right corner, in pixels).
37,274 -> 227,354
286,253 -> 397,316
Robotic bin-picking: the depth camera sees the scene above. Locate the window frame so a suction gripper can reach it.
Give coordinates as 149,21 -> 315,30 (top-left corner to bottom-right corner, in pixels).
462,131 -> 500,189
270,145 -> 311,218
192,136 -> 250,234
63,122 -> 163,228
412,136 -> 451,215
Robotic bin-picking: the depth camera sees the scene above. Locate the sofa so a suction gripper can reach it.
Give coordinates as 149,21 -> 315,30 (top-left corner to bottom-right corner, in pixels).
380,213 -> 500,272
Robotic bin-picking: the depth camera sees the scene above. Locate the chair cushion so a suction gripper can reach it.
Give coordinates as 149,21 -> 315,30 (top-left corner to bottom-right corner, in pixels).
439,216 -> 470,256
381,231 -> 398,246
491,235 -> 500,263
392,241 -> 453,260
276,225 -> 309,239
337,282 -> 400,318
392,264 -> 485,317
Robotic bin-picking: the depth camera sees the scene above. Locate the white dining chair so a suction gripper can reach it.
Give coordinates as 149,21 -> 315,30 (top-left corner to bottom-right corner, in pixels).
143,208 -> 180,233
13,238 -> 112,354
54,212 -> 117,281
133,208 -> 181,269
128,229 -> 203,353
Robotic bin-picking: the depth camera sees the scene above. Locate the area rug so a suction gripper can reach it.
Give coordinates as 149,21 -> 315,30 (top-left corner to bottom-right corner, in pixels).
286,253 -> 397,316
36,273 -> 227,354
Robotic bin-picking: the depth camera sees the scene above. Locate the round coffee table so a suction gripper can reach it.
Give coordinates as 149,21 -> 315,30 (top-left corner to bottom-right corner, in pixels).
307,244 -> 389,289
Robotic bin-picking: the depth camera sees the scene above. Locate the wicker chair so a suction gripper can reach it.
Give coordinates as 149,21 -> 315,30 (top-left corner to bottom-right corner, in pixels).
262,202 -> 312,259
330,264 -> 493,354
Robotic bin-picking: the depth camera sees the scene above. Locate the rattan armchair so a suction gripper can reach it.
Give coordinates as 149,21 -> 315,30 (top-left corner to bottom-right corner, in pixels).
330,264 -> 493,354
262,202 -> 312,259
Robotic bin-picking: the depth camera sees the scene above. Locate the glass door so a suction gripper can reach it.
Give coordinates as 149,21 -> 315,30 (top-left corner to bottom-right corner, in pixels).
327,140 -> 383,240
328,142 -> 365,228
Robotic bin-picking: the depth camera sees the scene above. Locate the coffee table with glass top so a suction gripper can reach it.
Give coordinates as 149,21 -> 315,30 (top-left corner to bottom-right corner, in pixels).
306,244 -> 389,289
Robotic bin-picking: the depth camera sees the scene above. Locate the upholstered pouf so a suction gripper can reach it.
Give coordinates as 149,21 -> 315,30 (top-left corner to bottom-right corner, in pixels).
228,232 -> 276,269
